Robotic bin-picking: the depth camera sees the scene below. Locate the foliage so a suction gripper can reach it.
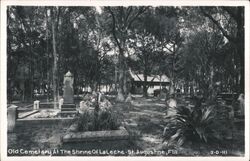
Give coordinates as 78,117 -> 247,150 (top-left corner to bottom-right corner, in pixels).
76,110 -> 91,131
75,108 -> 121,132
177,29 -> 226,99
99,109 -> 121,130
162,105 -> 222,148
7,6 -> 245,102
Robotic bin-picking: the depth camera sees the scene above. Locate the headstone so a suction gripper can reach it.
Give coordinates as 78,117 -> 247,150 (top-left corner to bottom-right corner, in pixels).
91,91 -> 97,103
97,92 -> 102,103
33,100 -> 40,110
169,86 -> 175,95
167,98 -> 177,108
63,71 -> 74,104
61,71 -> 76,112
79,101 -> 89,113
237,93 -> 244,115
8,105 -> 18,132
166,98 -> 177,117
125,93 -> 132,103
59,98 -> 64,109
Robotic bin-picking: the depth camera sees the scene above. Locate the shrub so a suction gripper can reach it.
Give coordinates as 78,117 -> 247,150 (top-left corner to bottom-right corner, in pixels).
75,111 -> 92,131
75,109 -> 121,132
99,109 -> 121,130
162,105 -> 222,148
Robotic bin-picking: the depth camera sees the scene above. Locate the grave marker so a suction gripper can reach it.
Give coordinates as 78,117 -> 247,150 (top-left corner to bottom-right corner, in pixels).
8,105 -> 18,132
61,71 -> 76,112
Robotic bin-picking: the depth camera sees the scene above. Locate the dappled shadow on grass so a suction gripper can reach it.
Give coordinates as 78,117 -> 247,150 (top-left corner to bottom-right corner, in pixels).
8,124 -> 68,151
112,96 -> 245,156
8,96 -> 245,156
177,133 -> 244,156
136,116 -> 164,135
112,98 -> 167,152
8,123 -> 137,156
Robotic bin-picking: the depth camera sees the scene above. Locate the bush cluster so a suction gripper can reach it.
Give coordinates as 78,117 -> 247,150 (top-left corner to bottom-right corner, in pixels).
75,108 -> 121,132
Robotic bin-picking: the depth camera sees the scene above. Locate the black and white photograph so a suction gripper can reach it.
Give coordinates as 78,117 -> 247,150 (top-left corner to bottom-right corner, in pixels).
1,0 -> 249,160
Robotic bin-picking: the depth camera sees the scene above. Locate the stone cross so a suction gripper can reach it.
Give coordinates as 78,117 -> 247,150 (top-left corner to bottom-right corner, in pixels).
63,71 -> 74,104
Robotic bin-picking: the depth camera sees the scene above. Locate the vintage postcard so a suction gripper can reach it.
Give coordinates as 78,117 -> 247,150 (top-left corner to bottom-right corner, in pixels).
0,0 -> 249,161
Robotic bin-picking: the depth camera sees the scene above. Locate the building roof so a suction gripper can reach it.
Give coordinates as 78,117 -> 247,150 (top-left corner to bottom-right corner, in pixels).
129,70 -> 170,83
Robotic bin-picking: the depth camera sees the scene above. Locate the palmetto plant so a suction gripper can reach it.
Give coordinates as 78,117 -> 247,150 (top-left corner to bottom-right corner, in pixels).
163,105 -> 221,147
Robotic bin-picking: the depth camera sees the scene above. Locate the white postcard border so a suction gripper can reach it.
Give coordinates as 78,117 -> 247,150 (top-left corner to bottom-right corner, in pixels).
1,0 -> 249,161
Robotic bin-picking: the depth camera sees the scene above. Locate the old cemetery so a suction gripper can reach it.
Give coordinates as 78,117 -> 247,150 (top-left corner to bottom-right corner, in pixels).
7,6 -> 245,156
7,71 -> 245,156
8,71 -> 130,156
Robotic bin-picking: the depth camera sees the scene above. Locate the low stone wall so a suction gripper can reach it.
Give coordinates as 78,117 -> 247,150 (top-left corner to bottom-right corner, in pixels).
63,127 -> 129,143
39,103 -> 59,109
16,117 -> 74,127
18,110 -> 39,119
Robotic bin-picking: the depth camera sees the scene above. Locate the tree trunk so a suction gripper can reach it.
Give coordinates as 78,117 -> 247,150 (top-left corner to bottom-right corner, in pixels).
116,40 -> 126,102
208,65 -> 216,102
143,72 -> 148,98
107,8 -> 129,102
46,7 -> 50,102
237,38 -> 244,93
236,7 -> 244,93
115,64 -> 118,92
184,80 -> 188,94
159,75 -> 162,93
52,9 -> 58,109
123,69 -> 128,97
202,7 -> 244,94
190,81 -> 194,96
170,44 -> 176,96
29,46 -> 34,101
117,58 -> 125,101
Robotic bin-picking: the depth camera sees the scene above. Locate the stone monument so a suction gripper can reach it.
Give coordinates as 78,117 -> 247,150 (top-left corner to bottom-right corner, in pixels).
61,71 -> 76,112
8,105 -> 18,132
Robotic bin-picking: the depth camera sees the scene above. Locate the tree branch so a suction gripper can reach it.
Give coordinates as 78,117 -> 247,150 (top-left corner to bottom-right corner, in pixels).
107,7 -> 123,53
127,6 -> 149,29
125,7 -> 133,22
200,7 -> 235,42
56,7 -> 61,32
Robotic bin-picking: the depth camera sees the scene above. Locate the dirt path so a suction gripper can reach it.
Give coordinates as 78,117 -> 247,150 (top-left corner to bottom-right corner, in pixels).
113,97 -> 167,151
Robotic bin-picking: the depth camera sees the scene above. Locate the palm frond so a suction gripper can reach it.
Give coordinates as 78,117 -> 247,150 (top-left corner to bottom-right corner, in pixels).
162,105 -> 218,146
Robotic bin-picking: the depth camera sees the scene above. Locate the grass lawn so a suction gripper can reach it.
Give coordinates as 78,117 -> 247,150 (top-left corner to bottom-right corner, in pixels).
111,95 -> 245,156
8,95 -> 244,156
